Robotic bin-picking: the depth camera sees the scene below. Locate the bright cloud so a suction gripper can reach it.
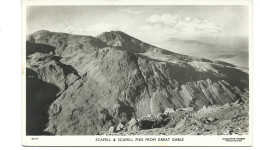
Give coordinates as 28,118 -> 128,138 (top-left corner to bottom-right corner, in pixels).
58,22 -> 74,33
82,23 -> 128,35
143,14 -> 226,35
118,7 -> 148,14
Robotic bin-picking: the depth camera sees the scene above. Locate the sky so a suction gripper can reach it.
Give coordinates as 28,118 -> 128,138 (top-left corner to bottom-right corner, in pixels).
27,5 -> 249,67
27,5 -> 248,40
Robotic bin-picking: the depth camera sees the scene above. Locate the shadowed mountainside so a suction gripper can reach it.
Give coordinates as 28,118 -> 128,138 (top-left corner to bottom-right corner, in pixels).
26,68 -> 59,135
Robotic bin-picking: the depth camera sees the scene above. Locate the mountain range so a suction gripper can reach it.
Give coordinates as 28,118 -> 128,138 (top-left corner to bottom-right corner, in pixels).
26,30 -> 249,135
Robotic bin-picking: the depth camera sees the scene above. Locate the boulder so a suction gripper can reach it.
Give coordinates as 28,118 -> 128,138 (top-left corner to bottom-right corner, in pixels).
116,122 -> 124,132
164,108 -> 175,114
139,114 -> 157,129
108,126 -> 115,133
205,117 -> 218,124
125,118 -> 140,132
175,117 -> 187,129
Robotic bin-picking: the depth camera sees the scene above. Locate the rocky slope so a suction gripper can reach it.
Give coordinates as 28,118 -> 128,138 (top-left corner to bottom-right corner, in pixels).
26,30 -> 249,135
106,100 -> 249,135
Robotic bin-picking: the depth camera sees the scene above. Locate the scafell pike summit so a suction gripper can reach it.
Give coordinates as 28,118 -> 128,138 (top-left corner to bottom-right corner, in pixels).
26,30 -> 249,135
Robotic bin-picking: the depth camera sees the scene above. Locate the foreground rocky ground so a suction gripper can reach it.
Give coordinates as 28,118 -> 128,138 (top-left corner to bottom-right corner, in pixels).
106,99 -> 249,135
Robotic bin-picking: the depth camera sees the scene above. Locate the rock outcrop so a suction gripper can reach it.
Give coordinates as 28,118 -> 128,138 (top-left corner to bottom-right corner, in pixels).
26,30 -> 249,135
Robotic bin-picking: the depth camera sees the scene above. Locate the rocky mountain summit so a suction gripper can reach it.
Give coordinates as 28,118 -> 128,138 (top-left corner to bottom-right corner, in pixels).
26,30 -> 249,135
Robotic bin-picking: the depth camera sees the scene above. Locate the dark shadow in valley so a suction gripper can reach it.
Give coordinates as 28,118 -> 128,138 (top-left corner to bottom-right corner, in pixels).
26,68 -> 59,135
26,41 -> 55,56
213,65 -> 249,91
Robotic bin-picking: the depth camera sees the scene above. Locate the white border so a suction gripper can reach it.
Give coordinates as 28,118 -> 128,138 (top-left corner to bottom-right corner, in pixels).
21,0 -> 253,146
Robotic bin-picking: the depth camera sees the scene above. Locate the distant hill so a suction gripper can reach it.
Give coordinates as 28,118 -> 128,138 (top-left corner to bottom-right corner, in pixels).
158,37 -> 248,68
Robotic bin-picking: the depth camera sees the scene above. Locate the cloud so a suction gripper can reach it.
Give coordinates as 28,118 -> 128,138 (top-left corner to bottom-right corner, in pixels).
142,14 -> 226,35
58,22 -> 74,33
82,23 -> 128,35
118,7 -> 148,14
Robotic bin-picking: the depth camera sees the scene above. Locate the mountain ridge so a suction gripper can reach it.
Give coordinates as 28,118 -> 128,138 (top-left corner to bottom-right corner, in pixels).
27,30 -> 237,67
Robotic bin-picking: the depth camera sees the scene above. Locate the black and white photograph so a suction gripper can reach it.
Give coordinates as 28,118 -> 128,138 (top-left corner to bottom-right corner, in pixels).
22,0 -> 252,146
